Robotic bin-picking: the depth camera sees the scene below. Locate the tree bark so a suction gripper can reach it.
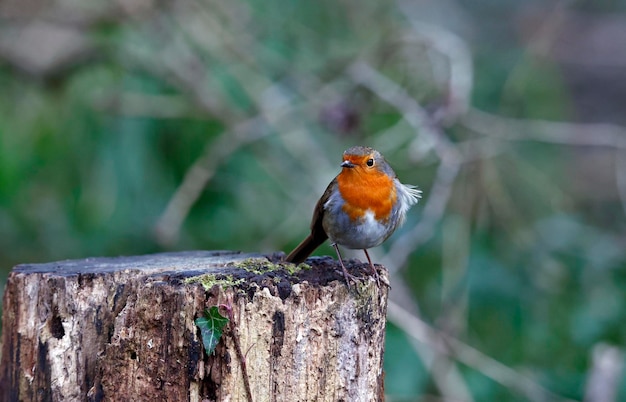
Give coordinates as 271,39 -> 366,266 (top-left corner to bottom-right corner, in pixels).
0,251 -> 388,402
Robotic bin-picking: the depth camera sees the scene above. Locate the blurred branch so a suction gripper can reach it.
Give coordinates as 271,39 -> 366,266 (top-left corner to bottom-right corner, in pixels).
154,116 -> 271,246
384,159 -> 460,271
463,108 -> 626,150
400,22 -> 474,124
464,107 -> 626,221
348,61 -> 459,161
398,244 -> 475,402
583,343 -> 624,402
387,301 -> 577,402
407,336 -> 475,402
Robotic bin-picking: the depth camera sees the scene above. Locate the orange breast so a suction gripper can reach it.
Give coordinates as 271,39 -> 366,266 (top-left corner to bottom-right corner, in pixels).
336,168 -> 397,222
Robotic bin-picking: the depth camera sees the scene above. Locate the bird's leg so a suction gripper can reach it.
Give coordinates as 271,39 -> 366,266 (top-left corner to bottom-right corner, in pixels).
363,249 -> 381,287
331,243 -> 358,289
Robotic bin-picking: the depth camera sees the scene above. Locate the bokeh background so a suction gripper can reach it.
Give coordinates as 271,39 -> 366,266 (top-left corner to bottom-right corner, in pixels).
2,0 -> 626,400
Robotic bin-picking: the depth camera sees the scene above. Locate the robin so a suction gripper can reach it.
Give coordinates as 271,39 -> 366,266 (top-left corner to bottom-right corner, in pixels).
285,145 -> 421,287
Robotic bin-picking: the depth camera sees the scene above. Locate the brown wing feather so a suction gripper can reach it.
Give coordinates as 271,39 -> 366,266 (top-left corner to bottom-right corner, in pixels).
284,179 -> 335,263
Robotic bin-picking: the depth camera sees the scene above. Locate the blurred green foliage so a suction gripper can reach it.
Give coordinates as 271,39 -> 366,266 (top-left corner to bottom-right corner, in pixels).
2,0 -> 626,400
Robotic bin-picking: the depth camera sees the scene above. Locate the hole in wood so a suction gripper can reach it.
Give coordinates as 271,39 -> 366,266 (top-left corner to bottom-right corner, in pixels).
50,307 -> 65,339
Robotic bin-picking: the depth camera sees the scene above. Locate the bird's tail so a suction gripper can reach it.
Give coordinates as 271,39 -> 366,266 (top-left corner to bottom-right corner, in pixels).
285,232 -> 327,264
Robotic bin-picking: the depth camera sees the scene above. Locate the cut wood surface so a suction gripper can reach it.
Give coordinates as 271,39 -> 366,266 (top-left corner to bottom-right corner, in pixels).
0,251 -> 389,402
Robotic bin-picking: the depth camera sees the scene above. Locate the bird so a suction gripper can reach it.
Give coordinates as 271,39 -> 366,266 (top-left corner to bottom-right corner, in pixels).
285,145 -> 421,287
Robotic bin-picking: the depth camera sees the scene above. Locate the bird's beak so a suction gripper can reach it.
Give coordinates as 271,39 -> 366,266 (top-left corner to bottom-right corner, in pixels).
341,160 -> 355,168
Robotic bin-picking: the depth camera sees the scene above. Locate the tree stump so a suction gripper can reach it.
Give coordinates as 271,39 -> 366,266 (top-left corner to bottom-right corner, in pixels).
0,251 -> 389,401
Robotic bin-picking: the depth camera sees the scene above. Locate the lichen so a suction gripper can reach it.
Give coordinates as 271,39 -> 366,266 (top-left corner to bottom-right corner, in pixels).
349,274 -> 386,310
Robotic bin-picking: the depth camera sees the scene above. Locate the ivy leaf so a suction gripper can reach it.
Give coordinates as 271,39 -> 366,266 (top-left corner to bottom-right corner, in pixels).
195,306 -> 229,355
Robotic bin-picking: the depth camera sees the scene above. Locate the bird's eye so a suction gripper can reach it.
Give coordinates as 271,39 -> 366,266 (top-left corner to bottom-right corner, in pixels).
366,158 -> 375,167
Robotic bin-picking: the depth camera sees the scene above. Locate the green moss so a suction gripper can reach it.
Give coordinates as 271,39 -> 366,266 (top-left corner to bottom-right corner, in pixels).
233,258 -> 312,276
232,257 -> 278,274
285,262 -> 311,275
184,274 -> 244,291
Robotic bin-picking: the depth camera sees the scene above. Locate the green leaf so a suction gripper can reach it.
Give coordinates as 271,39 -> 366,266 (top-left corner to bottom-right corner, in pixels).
195,306 -> 229,355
